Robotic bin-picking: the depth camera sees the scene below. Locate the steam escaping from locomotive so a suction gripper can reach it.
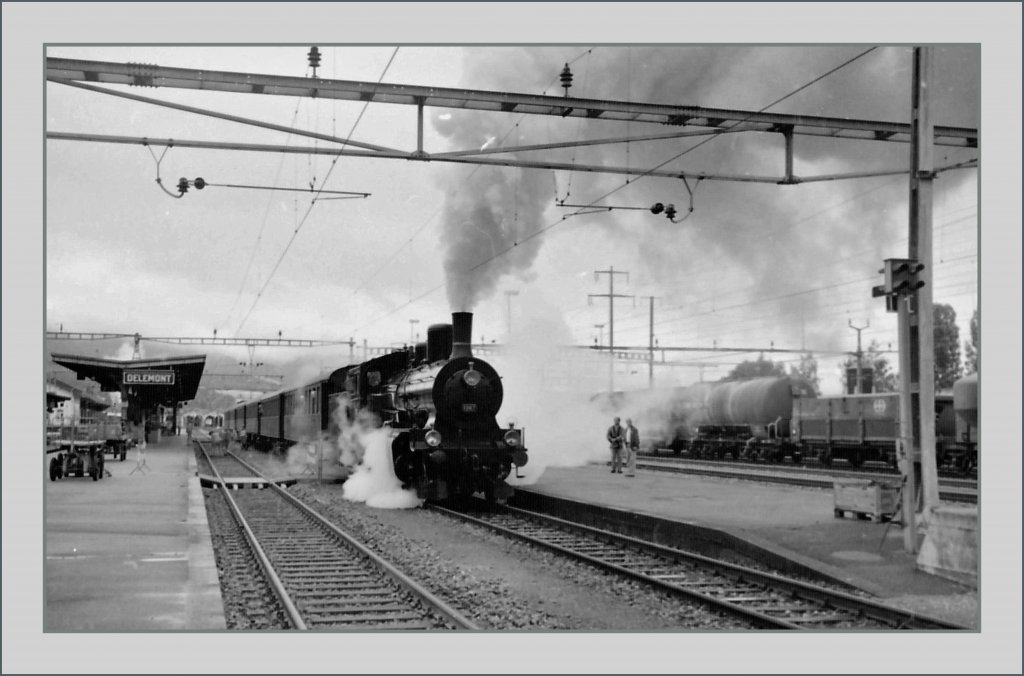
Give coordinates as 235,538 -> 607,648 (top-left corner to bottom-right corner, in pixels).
334,394 -> 422,509
433,47 -> 978,354
487,291 -> 624,481
342,428 -> 422,509
434,143 -> 549,310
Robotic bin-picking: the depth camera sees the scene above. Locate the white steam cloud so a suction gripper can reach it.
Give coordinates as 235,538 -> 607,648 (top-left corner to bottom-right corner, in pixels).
333,395 -> 422,509
487,288 -> 686,484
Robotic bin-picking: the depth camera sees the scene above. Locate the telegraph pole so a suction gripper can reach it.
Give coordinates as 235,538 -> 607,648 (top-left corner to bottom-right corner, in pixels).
848,319 -> 869,394
642,296 -> 659,388
589,267 -> 633,393
504,290 -> 519,336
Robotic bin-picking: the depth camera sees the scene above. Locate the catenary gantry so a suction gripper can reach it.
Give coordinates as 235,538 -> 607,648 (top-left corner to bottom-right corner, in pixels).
46,57 -> 977,148
46,56 -> 978,187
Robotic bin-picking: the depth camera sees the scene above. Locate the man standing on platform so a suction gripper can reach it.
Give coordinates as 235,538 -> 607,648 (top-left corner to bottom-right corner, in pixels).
607,416 -> 625,473
624,418 -> 640,477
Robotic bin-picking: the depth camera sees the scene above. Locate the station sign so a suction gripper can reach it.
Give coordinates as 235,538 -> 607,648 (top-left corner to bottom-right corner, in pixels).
123,370 -> 175,385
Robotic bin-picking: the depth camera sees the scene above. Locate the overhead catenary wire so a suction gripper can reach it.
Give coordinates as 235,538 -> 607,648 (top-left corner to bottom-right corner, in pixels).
344,46 -> 596,307
343,47 -> 895,335
235,47 -> 401,335
349,48 -> 975,355
222,99 -> 305,331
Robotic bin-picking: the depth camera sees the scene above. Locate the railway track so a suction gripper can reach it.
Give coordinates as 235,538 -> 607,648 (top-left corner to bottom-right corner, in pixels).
429,501 -> 967,631
637,453 -> 978,504
194,442 -> 478,631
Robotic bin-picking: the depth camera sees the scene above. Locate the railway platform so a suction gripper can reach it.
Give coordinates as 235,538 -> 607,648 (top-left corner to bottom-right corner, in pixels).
44,434 -> 224,631
518,463 -> 979,627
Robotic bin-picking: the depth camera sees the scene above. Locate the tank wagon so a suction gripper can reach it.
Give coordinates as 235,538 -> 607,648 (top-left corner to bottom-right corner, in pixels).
603,373 -> 978,473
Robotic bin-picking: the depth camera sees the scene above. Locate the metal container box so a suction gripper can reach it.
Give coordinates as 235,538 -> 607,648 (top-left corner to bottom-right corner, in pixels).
833,479 -> 900,522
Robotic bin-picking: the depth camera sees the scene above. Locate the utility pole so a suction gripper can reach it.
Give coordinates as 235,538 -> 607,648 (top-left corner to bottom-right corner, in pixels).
642,296 -> 659,388
907,46 -> 939,544
589,266 -> 634,393
848,319 -> 869,394
504,290 -> 519,336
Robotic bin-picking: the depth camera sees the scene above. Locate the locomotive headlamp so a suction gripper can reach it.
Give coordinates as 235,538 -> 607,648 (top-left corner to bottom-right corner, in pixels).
425,429 -> 443,447
503,429 -> 521,447
463,367 -> 482,387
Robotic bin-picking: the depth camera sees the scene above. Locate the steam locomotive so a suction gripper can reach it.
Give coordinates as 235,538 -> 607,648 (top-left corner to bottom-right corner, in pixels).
224,312 -> 528,502
596,374 -> 978,474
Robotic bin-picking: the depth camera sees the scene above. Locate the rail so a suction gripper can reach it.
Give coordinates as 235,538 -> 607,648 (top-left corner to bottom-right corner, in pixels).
429,501 -> 967,631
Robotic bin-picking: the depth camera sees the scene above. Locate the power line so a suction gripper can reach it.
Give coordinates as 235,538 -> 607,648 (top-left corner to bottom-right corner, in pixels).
235,47 -> 401,334
345,48 -> 938,339
342,47 -> 596,306
223,99 -> 307,330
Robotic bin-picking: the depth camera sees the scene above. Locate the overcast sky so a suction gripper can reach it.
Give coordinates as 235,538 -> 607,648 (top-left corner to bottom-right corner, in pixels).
45,42 -> 981,393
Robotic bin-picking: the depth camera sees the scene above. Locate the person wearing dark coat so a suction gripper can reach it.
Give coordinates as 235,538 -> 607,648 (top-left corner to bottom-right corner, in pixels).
606,417 -> 625,473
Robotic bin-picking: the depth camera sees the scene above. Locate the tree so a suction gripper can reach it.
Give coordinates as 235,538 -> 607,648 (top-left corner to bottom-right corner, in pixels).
840,340 -> 897,393
788,352 -> 821,396
964,308 -> 978,374
933,303 -> 962,390
726,356 -> 786,380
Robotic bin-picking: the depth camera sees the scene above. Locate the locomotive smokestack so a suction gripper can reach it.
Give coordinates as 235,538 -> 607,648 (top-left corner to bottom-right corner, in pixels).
450,312 -> 473,359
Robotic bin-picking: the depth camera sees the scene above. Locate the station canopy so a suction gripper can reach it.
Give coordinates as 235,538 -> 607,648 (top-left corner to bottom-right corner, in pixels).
50,353 -> 206,408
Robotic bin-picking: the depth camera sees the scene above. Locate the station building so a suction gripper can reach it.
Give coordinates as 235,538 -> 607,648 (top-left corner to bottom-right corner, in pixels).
49,353 -> 206,444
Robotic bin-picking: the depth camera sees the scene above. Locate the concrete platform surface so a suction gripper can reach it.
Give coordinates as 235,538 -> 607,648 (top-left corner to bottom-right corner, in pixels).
522,463 -> 979,627
44,435 -> 224,631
